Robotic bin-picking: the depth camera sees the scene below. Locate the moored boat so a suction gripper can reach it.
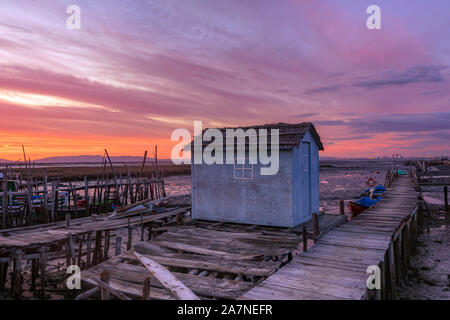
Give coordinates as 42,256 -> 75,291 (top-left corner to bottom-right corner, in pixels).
348,185 -> 386,217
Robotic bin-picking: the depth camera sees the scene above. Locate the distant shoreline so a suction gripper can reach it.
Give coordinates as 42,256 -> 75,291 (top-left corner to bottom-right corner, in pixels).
2,164 -> 190,181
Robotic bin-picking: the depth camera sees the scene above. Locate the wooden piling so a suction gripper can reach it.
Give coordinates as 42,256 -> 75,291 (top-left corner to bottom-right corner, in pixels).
66,213 -> 71,228
100,270 -> 110,300
115,236 -> 122,256
12,250 -> 23,299
312,213 -> 319,242
387,242 -> 397,300
40,247 -> 46,299
66,233 -> 76,266
176,212 -> 183,225
140,213 -> 144,241
31,259 -> 37,292
0,261 -> 8,292
339,200 -> 345,215
103,231 -> 110,260
445,186 -> 448,211
127,218 -> 132,250
2,173 -> 8,229
302,225 -> 307,252
84,176 -> 90,216
50,181 -> 56,223
142,277 -> 151,300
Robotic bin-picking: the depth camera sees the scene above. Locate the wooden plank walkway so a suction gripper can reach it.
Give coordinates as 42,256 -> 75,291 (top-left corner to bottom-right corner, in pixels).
78,213 -> 345,300
241,175 -> 420,300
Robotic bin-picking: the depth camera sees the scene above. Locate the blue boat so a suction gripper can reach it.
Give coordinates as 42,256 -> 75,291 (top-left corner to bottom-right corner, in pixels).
348,185 -> 386,217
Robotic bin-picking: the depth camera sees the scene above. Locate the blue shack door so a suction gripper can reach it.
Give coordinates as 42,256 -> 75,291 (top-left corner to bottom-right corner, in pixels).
301,142 -> 311,219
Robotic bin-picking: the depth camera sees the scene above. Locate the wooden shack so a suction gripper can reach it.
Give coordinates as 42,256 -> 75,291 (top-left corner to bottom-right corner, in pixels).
189,123 -> 324,228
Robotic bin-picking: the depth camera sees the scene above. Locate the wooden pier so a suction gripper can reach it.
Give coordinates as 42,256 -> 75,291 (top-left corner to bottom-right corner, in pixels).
241,174 -> 421,300
0,195 -> 191,299
78,213 -> 345,300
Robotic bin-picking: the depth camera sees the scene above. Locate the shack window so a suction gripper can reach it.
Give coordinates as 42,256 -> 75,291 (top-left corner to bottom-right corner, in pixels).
234,158 -> 254,180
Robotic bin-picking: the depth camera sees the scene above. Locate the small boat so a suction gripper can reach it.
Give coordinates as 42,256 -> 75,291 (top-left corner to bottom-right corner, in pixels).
348,185 -> 386,217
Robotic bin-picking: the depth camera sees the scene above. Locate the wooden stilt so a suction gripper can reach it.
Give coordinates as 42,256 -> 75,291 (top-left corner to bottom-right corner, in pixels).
0,261 -> 8,292
302,225 -> 308,252
100,270 -> 110,300
12,250 -> 23,299
339,200 -> 345,215
127,218 -> 132,250
30,259 -> 37,292
142,277 -> 151,300
312,213 -> 319,243
103,231 -> 110,261
444,186 -> 448,211
388,242 -> 397,300
86,233 -> 92,268
40,247 -> 46,299
115,236 -> 122,256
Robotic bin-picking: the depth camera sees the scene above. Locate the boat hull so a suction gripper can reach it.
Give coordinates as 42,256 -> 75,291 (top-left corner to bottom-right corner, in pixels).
348,201 -> 369,217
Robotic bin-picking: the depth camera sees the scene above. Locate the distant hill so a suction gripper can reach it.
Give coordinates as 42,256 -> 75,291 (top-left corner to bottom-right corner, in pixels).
0,158 -> 11,163
34,155 -> 155,163
32,155 -> 173,164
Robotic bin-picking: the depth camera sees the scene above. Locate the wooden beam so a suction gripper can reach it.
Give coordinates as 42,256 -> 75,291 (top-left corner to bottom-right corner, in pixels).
133,251 -> 200,300
152,241 -> 263,261
75,287 -> 100,300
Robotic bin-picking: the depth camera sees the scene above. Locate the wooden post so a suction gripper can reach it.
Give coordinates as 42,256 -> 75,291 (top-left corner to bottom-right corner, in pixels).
388,242 -> 397,300
86,233 -> 92,268
26,180 -> 34,225
76,235 -> 83,267
31,259 -> 37,292
84,176 -> 90,216
142,277 -> 151,300
42,170 -> 49,223
12,250 -> 23,299
140,213 -> 144,241
394,237 -> 401,284
66,233 -> 76,266
445,186 -> 448,211
100,270 -> 110,300
40,247 -> 46,299
176,212 -> 183,225
50,181 -> 56,223
302,225 -> 307,252
115,236 -> 122,256
417,197 -> 423,230
0,261 -> 8,292
66,213 -> 71,228
312,213 -> 319,242
103,231 -> 110,261
403,224 -> 410,271
2,173 -> 8,229
339,200 -> 345,215
147,223 -> 153,241
127,218 -> 132,250
379,260 -> 386,300
92,231 -> 102,266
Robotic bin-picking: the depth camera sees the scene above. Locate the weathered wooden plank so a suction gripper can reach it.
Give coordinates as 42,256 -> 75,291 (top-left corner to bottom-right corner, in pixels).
240,283 -> 344,300
133,252 -> 200,300
122,251 -> 275,277
152,240 -> 264,260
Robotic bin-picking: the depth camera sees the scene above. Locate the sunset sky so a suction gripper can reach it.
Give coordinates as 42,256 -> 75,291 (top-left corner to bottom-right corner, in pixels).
0,0 -> 449,161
